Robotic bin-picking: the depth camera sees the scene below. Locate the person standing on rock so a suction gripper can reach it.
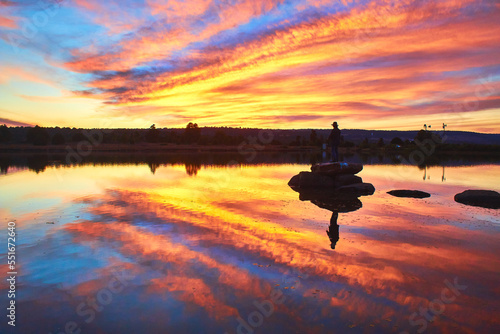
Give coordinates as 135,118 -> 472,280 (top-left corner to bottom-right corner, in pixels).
328,121 -> 341,162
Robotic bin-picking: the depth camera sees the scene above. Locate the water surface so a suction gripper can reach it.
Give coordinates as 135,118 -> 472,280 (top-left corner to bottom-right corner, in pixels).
1,155 -> 499,333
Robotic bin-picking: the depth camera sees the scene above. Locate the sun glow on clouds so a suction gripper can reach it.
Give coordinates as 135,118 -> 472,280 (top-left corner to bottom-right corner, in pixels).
0,0 -> 499,130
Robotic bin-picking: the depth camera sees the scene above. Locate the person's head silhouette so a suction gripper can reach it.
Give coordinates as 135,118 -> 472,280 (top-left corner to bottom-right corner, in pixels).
332,121 -> 338,129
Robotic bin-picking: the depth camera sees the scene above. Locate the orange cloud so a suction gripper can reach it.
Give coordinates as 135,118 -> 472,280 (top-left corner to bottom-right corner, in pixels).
0,16 -> 16,29
58,0 -> 500,130
3,0 -> 499,130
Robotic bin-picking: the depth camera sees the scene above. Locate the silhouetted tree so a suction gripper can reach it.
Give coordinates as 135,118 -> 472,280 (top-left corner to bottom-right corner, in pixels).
415,130 -> 434,142
131,131 -> 141,144
377,138 -> 385,147
390,137 -> 404,145
183,122 -> 201,144
118,132 -> 128,144
271,138 -> 283,145
340,141 -> 355,148
26,125 -> 50,146
148,162 -> 160,174
0,125 -> 12,143
71,131 -> 86,143
212,129 -> 230,145
26,155 -> 49,173
146,124 -> 159,143
51,132 -> 65,145
309,130 -> 318,146
0,156 -> 10,174
415,130 -> 442,151
359,137 -> 370,149
185,163 -> 201,176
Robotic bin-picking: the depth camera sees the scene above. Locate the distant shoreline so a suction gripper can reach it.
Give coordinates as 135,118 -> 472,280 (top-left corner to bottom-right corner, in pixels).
2,126 -> 500,148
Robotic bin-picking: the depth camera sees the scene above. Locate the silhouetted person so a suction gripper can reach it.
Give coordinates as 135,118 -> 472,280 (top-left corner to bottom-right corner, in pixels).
328,121 -> 341,162
326,212 -> 340,249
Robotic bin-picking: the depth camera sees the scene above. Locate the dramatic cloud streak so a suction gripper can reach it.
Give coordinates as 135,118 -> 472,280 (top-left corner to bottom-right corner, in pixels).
0,0 -> 499,130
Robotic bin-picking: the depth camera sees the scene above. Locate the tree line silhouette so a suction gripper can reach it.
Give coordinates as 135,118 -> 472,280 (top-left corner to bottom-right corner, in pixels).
1,123 -> 238,146
1,123 -> 283,146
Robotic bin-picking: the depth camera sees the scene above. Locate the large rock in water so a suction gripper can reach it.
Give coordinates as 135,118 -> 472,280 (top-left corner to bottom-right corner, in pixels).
388,190 -> 431,199
311,162 -> 363,175
288,162 -> 374,196
288,172 -> 362,189
454,190 -> 500,209
288,172 -> 337,188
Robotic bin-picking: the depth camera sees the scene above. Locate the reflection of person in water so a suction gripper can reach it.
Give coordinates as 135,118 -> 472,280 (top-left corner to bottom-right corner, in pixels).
326,212 -> 340,249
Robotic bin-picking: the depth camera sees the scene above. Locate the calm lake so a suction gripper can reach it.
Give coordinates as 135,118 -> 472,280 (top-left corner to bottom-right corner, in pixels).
1,153 -> 499,334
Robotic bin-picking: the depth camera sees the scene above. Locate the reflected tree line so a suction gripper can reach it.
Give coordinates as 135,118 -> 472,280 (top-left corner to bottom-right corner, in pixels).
0,152 -> 324,175
146,161 -> 200,176
1,151 -> 498,176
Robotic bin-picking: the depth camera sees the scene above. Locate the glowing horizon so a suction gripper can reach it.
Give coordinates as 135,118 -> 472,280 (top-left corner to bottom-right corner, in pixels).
1,0 -> 499,132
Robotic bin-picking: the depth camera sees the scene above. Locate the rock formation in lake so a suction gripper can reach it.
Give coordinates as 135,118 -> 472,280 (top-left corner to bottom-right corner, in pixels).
454,190 -> 500,209
288,162 -> 374,196
288,162 -> 374,249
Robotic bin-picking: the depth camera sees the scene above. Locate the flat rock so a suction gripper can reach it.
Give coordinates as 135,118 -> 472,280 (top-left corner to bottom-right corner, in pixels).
387,190 -> 431,199
288,172 -> 336,188
454,190 -> 500,209
311,162 -> 363,175
336,183 -> 375,196
335,174 -> 362,186
288,172 -> 363,189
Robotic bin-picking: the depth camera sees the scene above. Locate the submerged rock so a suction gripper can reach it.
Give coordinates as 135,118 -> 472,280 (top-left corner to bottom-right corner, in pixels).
293,188 -> 364,212
387,190 -> 431,199
288,172 -> 362,189
311,197 -> 363,213
454,190 -> 500,209
311,162 -> 363,175
295,188 -> 359,202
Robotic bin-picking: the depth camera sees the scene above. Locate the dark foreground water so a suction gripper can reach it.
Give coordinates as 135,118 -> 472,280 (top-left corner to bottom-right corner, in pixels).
1,154 -> 499,334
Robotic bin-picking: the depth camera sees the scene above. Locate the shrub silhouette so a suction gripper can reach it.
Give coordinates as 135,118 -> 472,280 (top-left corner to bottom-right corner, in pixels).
146,124 -> 159,143
390,137 -> 404,145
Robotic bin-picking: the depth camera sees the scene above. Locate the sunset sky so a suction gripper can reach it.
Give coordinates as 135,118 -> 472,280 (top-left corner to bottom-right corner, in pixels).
0,0 -> 499,131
